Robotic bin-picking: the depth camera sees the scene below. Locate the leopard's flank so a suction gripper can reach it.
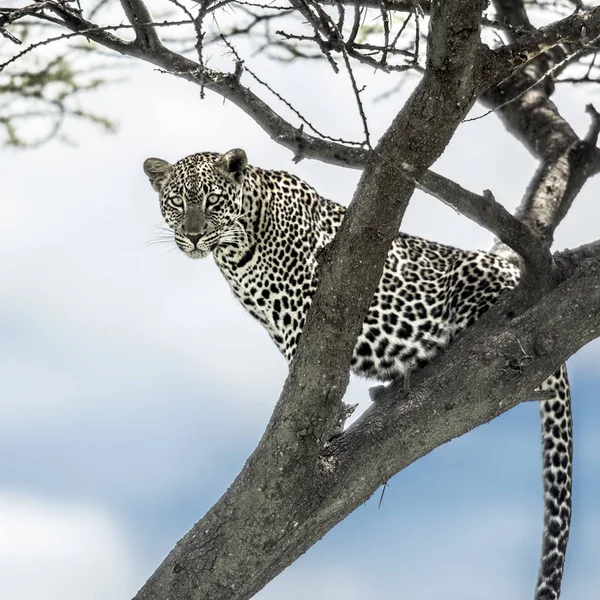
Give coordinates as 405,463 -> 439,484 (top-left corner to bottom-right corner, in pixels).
144,149 -> 573,600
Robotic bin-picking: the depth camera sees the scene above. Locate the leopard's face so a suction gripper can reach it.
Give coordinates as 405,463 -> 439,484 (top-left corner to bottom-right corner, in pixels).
143,149 -> 249,259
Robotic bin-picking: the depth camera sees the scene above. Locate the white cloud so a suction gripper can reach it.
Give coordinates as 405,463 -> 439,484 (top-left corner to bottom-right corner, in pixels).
0,492 -> 140,600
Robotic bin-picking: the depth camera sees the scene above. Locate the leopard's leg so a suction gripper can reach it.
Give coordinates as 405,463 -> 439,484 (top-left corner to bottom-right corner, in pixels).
535,364 -> 573,600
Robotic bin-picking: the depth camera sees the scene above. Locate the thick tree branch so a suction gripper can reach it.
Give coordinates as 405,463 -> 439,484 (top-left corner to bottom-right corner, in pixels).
492,0 -> 532,31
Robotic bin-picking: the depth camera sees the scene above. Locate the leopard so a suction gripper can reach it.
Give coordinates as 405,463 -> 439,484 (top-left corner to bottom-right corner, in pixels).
143,148 -> 573,600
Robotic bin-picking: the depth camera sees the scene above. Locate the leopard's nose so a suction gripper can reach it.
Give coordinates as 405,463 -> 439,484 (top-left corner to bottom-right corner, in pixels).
187,233 -> 202,246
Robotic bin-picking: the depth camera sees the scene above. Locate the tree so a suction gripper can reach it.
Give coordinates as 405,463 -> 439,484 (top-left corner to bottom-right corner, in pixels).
3,1 -> 600,599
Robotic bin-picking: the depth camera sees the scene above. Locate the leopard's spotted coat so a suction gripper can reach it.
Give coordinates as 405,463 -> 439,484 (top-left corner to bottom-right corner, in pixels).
144,149 -> 573,600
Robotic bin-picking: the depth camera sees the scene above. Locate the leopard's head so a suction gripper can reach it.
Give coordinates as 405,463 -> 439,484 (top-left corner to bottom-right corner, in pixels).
143,149 -> 249,259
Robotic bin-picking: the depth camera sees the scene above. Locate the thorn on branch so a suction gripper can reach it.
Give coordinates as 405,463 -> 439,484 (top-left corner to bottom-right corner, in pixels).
325,401 -> 359,442
482,189 -> 495,203
378,480 -> 389,509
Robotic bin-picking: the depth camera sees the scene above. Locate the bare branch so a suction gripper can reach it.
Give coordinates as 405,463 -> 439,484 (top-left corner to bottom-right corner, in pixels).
8,0 -> 593,172
304,2 -> 372,146
483,67 -> 600,254
0,25 -> 20,44
0,0 -> 72,24
1,8 -> 372,166
585,102 -> 600,146
0,0 -> 74,43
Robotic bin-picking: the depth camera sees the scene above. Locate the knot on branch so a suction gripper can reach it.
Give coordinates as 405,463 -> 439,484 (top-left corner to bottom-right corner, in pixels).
314,239 -> 334,267
292,124 -> 305,163
327,402 -> 359,440
533,332 -> 556,357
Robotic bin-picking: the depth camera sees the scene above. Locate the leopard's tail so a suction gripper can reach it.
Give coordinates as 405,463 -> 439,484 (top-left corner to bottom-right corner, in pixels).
535,364 -> 573,600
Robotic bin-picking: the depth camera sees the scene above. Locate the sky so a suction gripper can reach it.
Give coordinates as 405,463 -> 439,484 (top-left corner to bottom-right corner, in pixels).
1,6 -> 600,600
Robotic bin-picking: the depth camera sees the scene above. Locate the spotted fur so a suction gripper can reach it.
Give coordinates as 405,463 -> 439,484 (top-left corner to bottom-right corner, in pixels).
143,149 -> 573,599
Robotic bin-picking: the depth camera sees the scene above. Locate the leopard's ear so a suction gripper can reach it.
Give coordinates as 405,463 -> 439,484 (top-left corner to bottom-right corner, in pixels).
215,148 -> 248,184
143,157 -> 173,193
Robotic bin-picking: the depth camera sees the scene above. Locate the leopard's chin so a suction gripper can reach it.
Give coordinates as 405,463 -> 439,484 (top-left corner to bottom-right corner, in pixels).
186,248 -> 211,259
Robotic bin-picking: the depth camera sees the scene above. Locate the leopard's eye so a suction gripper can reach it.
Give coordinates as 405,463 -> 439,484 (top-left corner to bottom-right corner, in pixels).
167,196 -> 183,210
206,193 -> 222,208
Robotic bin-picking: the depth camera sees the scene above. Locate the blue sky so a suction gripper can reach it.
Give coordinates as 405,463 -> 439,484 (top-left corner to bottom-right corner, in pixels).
1,21 -> 600,599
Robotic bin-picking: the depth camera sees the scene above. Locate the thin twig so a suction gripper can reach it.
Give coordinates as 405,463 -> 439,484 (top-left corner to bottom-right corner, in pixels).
379,0 -> 390,67
219,35 -> 365,148
306,0 -> 372,146
0,19 -> 193,72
